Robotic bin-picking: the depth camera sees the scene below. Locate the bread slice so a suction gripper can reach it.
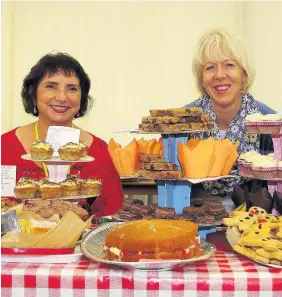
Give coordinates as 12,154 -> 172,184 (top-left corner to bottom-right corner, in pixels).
137,169 -> 183,179
143,162 -> 179,171
150,107 -> 203,117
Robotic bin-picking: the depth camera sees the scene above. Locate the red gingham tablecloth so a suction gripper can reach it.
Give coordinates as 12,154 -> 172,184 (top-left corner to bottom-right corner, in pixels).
1,251 -> 282,297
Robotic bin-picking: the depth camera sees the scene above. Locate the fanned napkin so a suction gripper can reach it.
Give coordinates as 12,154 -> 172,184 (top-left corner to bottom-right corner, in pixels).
178,137 -> 239,179
108,138 -> 163,176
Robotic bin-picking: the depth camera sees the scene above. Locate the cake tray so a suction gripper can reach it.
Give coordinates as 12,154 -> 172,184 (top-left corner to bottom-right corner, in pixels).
21,193 -> 100,203
21,154 -> 94,163
131,128 -> 217,135
80,222 -> 216,271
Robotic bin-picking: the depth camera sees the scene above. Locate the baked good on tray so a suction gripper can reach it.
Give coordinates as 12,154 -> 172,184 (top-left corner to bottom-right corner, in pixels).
138,107 -> 214,132
14,180 -> 37,199
137,169 -> 183,179
80,178 -> 102,195
78,141 -> 89,157
39,181 -> 63,199
104,219 -> 203,262
59,178 -> 81,196
58,142 -> 82,161
30,140 -> 54,160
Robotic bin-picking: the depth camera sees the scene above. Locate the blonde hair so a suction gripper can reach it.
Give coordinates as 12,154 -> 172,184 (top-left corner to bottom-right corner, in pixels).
192,28 -> 255,94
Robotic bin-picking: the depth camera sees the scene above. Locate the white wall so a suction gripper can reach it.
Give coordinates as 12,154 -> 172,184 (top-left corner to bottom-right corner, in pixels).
2,2 -> 281,146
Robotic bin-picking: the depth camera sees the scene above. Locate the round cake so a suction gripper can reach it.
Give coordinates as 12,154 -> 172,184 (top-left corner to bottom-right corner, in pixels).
104,219 -> 203,262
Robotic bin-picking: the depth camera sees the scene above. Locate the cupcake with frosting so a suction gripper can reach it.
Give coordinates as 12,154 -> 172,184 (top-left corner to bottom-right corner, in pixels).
14,180 -> 37,199
257,113 -> 282,134
39,181 -> 62,199
30,140 -> 54,160
80,178 -> 102,196
245,113 -> 262,134
251,159 -> 277,180
239,151 -> 260,176
78,141 -> 89,157
58,142 -> 82,161
60,178 -> 80,196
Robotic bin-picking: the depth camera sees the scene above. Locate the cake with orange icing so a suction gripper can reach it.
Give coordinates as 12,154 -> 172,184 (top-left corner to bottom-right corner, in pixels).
104,219 -> 203,262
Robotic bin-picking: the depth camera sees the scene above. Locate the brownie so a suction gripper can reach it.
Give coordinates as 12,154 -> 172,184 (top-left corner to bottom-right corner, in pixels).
205,205 -> 226,216
214,211 -> 229,221
174,215 -> 190,221
131,199 -> 144,206
191,197 -> 206,207
182,206 -> 206,216
155,206 -> 175,219
118,210 -> 142,220
204,199 -> 223,206
196,215 -> 215,225
130,204 -> 149,216
148,203 -> 158,214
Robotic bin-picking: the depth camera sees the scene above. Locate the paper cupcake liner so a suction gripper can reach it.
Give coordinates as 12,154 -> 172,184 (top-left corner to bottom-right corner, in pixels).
251,166 -> 277,179
277,167 -> 282,178
238,163 -> 245,175
245,122 -> 258,134
243,162 -> 253,176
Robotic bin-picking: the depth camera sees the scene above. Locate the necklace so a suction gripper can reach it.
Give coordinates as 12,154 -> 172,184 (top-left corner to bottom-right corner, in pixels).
34,121 -> 75,177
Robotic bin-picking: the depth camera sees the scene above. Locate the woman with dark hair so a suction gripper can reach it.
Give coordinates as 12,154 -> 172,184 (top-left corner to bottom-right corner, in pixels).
1,52 -> 124,217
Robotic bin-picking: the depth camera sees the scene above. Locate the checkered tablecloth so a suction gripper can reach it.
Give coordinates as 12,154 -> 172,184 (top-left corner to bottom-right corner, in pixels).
1,251 -> 282,297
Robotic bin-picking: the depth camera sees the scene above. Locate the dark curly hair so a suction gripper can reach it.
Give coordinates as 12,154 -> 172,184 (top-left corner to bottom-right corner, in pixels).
21,52 -> 93,118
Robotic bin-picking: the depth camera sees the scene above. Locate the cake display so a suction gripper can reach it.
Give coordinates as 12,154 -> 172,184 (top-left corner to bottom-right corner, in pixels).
58,142 -> 83,160
30,140 -> 54,160
139,107 -> 214,132
104,219 -> 203,262
80,178 -> 102,195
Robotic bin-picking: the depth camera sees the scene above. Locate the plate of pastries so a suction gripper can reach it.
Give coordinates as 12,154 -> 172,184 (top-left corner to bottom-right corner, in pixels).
22,141 -> 94,162
223,206 -> 282,268
81,220 -> 216,271
13,176 -> 102,200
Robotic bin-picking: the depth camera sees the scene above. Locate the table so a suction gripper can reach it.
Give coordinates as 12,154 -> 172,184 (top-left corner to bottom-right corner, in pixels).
2,251 -> 282,297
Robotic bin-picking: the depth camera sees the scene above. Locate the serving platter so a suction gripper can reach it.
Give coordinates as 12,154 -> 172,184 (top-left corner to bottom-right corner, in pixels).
21,154 -> 94,163
226,226 -> 282,269
81,222 -> 216,271
1,244 -> 83,264
131,128 -> 217,135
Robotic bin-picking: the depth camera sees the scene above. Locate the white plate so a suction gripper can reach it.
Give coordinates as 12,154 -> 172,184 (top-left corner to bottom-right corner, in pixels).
81,222 -> 216,271
226,227 -> 282,269
21,154 -> 94,163
1,245 -> 83,264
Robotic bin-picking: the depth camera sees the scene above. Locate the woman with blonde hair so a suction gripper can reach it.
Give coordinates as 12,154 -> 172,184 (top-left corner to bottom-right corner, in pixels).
187,28 -> 274,196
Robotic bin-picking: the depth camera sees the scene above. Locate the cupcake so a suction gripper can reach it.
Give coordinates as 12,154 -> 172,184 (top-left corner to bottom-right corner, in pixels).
277,161 -> 282,179
14,180 -> 37,199
58,142 -> 82,161
39,182 -> 62,199
78,141 -> 89,157
59,179 -> 80,196
239,151 -> 260,176
245,113 -> 262,134
257,114 -> 282,134
80,178 -> 102,196
251,159 -> 277,180
30,140 -> 54,160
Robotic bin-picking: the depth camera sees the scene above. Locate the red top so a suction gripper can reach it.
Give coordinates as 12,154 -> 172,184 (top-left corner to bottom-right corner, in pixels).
1,128 -> 124,217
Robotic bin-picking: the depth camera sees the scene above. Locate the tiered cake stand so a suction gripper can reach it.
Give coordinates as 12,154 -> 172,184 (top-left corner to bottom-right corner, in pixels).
241,125 -> 282,201
20,154 -> 100,202
132,129 -> 225,239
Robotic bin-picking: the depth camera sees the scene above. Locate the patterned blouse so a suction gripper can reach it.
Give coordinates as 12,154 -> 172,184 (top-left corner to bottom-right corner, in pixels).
186,92 -> 274,196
